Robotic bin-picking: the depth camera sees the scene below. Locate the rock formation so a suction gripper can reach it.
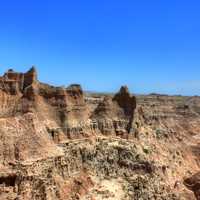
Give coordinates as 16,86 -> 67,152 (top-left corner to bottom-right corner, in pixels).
184,172 -> 200,199
91,86 -> 136,137
0,67 -> 200,199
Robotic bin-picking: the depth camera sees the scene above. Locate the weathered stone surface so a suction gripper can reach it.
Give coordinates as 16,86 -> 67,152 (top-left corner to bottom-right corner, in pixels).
0,68 -> 200,199
91,86 -> 137,137
184,172 -> 200,200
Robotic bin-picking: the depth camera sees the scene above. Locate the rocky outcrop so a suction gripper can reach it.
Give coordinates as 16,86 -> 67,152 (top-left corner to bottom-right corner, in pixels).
0,138 -> 180,200
113,85 -> 136,116
0,67 -> 38,116
184,172 -> 200,199
91,86 -> 136,137
0,67 -> 37,95
0,68 -> 138,139
0,67 -> 200,199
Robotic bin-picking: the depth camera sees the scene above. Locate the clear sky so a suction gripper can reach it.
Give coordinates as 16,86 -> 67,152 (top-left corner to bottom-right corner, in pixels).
0,0 -> 200,95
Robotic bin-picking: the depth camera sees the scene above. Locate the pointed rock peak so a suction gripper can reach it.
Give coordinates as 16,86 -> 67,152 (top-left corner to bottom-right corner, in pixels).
28,66 -> 37,74
23,66 -> 38,89
113,85 -> 136,116
25,66 -> 38,81
118,85 -> 130,95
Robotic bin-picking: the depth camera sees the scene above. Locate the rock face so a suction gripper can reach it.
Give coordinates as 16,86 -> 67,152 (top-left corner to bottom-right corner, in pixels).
0,67 -> 37,95
0,68 -> 138,140
91,86 -> 136,137
0,67 -> 200,199
184,172 -> 200,199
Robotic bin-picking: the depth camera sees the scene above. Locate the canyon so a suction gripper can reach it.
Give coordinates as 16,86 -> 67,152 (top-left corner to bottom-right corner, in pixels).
0,67 -> 200,199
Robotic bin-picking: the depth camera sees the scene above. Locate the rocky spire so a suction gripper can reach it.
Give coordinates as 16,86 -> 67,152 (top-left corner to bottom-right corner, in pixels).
29,66 -> 37,73
23,66 -> 38,89
113,85 -> 136,116
118,85 -> 130,95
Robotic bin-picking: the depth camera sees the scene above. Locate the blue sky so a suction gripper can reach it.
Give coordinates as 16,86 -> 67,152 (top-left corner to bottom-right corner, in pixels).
0,0 -> 200,95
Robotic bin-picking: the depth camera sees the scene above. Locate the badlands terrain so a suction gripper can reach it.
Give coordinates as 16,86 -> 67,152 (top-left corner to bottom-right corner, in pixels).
0,67 -> 200,199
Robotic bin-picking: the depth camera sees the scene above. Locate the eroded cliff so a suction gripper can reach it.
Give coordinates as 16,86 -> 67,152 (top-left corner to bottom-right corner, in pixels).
0,67 -> 200,199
